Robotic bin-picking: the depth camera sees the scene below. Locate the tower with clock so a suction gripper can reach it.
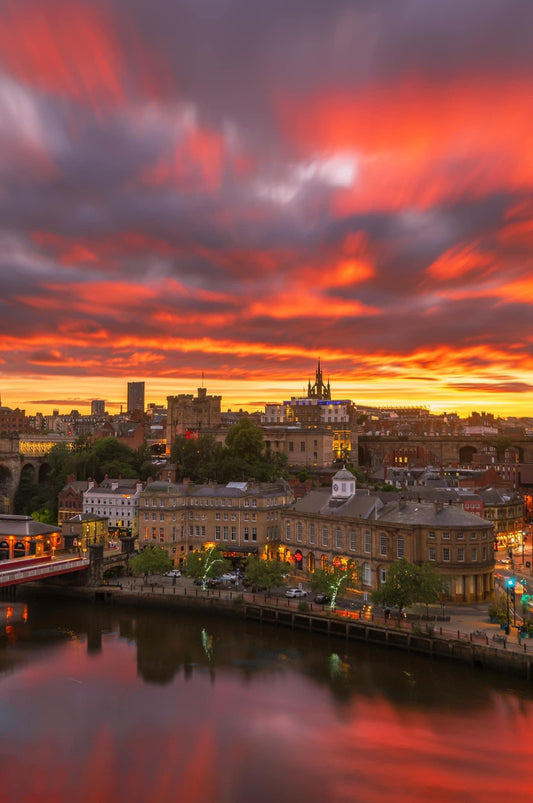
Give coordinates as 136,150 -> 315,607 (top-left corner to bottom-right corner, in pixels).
331,466 -> 356,499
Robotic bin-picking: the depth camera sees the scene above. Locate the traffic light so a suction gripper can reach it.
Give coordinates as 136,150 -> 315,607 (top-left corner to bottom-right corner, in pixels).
506,578 -> 515,589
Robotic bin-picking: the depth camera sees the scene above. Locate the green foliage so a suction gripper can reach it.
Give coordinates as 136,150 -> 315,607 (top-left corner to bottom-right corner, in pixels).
130,546 -> 172,576
373,482 -> 398,492
14,436 -> 154,522
309,561 -> 359,609
244,556 -> 289,592
372,559 -> 441,613
184,546 -> 231,589
170,420 -> 288,484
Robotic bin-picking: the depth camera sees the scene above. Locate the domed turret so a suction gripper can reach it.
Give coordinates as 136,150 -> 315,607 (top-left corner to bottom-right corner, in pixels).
331,466 -> 356,499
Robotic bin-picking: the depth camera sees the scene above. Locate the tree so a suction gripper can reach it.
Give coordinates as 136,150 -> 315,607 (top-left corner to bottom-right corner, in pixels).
372,558 -> 441,615
244,556 -> 289,593
225,418 -> 264,463
184,546 -> 231,590
309,560 -> 360,610
130,546 -> 172,577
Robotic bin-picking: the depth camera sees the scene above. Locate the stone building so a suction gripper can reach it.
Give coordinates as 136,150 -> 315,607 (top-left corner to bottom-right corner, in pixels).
58,476 -> 91,523
280,467 -> 494,603
83,478 -> 144,538
166,386 -> 222,445
61,513 -> 108,551
138,478 -> 293,568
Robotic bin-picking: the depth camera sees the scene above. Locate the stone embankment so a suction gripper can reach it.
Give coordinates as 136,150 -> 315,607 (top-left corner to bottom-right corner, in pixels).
20,577 -> 533,682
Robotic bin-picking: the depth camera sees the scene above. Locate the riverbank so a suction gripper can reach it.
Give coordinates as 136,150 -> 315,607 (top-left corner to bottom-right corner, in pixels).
16,578 -> 533,681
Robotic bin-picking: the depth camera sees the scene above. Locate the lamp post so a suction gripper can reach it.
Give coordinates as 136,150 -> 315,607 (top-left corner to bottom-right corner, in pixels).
505,578 -> 515,634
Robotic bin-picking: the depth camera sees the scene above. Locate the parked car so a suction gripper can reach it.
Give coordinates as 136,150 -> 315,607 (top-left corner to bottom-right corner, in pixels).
285,587 -> 307,598
220,572 -> 237,582
314,593 -> 331,605
165,569 -> 181,578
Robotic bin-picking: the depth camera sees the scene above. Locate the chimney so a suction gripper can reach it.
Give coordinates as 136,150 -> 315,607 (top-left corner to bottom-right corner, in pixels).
434,500 -> 443,513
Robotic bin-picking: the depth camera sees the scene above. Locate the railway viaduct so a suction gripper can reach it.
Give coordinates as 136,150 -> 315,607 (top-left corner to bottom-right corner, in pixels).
358,434 -> 533,474
0,437 -> 51,513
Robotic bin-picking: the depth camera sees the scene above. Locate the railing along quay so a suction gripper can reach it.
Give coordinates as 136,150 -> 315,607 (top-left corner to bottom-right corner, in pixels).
86,580 -> 533,680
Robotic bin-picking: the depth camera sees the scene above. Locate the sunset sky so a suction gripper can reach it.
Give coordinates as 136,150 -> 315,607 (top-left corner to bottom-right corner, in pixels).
1,0 -> 532,418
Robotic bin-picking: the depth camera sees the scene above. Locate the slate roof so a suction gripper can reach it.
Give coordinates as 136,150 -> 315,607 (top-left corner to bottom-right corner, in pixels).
0,515 -> 59,537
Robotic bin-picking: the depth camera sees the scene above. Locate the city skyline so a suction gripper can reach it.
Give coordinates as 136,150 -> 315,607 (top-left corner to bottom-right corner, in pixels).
1,1 -> 532,418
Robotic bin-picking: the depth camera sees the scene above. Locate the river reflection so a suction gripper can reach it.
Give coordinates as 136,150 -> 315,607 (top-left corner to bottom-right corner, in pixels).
1,596 -> 533,803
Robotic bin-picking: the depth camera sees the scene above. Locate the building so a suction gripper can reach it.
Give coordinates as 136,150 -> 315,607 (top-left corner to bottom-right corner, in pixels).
0,514 -> 61,560
127,382 -> 145,415
166,386 -> 222,445
280,467 -> 494,603
61,513 -> 108,551
262,426 -> 334,469
138,478 -> 293,568
0,406 -> 28,435
91,400 -> 105,416
83,478 -> 144,538
57,476 -> 91,523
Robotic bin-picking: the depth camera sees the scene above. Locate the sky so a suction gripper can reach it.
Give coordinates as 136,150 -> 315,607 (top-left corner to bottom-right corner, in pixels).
0,0 -> 532,418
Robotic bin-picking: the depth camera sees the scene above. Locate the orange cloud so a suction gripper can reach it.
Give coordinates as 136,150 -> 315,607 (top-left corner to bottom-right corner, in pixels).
278,77 -> 533,213
0,0 -> 125,108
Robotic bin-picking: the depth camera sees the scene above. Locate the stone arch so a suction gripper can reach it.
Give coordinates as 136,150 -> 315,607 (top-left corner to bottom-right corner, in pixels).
459,444 -> 477,464
0,464 -> 14,513
38,461 -> 52,484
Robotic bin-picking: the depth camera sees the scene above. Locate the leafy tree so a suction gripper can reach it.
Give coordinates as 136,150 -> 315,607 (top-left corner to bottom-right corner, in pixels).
130,546 -> 172,577
309,560 -> 360,610
184,546 -> 231,590
372,558 -> 441,615
244,556 -> 289,593
225,417 -> 264,462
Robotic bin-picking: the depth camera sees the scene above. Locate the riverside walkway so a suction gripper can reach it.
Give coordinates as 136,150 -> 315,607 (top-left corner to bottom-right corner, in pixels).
100,575 -> 532,659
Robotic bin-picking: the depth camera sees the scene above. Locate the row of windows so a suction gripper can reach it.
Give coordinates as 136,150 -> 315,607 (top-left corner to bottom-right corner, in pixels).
142,496 -> 277,509
285,523 -> 406,557
428,530 -> 488,541
428,546 -> 488,562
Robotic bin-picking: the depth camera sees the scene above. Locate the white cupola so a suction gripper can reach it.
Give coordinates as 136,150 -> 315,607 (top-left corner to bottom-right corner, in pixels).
331,466 -> 356,499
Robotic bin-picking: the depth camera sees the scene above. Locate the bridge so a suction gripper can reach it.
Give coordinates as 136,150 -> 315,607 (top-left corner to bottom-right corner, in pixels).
0,436 -> 55,513
0,555 -> 90,590
0,540 -> 136,593
358,434 -> 533,473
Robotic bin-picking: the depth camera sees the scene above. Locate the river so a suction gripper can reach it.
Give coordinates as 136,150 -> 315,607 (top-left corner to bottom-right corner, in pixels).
1,595 -> 532,803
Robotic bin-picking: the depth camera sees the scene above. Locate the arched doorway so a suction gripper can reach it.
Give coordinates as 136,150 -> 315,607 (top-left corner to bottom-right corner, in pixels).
13,541 -> 26,558
0,540 -> 10,560
320,554 -> 328,570
307,552 -> 315,573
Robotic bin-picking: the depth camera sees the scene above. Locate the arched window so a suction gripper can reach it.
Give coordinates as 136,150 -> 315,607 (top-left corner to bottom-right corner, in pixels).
335,527 -> 342,549
379,533 -> 387,556
363,563 -> 371,585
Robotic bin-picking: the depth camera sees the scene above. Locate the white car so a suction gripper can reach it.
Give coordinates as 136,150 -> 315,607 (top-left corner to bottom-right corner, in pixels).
285,587 -> 307,598
221,572 -> 238,582
165,569 -> 181,578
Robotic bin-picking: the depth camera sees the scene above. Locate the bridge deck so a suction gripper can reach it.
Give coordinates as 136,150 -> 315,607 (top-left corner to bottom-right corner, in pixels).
0,556 -> 90,588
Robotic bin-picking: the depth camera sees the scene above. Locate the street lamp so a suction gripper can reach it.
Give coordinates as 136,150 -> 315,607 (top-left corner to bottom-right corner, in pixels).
505,578 -> 515,634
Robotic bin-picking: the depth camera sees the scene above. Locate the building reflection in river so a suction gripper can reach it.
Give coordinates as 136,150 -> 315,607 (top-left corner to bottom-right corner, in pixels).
1,596 -> 533,803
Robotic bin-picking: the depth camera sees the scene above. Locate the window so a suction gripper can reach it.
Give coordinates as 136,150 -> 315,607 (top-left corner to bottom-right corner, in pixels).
442,547 -> 450,561
349,529 -> 356,551
160,498 -> 165,507
457,547 -> 464,562
144,512 -> 149,522
429,547 -> 436,561
379,533 -> 387,556
231,527 -> 236,541
379,567 -> 387,583
289,441 -> 294,452
335,527 -> 342,549
244,527 -> 249,542
322,526 -> 329,547
363,563 -> 371,585
285,523 -> 291,541
160,512 -> 164,521
252,499 -> 257,508
364,531 -> 371,553
397,536 -> 404,558
442,531 -> 450,540
457,531 -> 464,540
428,530 -> 435,539
297,522 -> 303,542
300,441 -> 305,452
471,547 -> 477,562
152,512 -> 156,521
216,513 -> 220,520
159,528 -> 165,542
215,526 -> 220,541
482,547 -> 487,560
309,523 -> 315,545
252,528 -> 257,542
470,532 -> 478,540
223,527 -> 228,541
223,513 -> 228,521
